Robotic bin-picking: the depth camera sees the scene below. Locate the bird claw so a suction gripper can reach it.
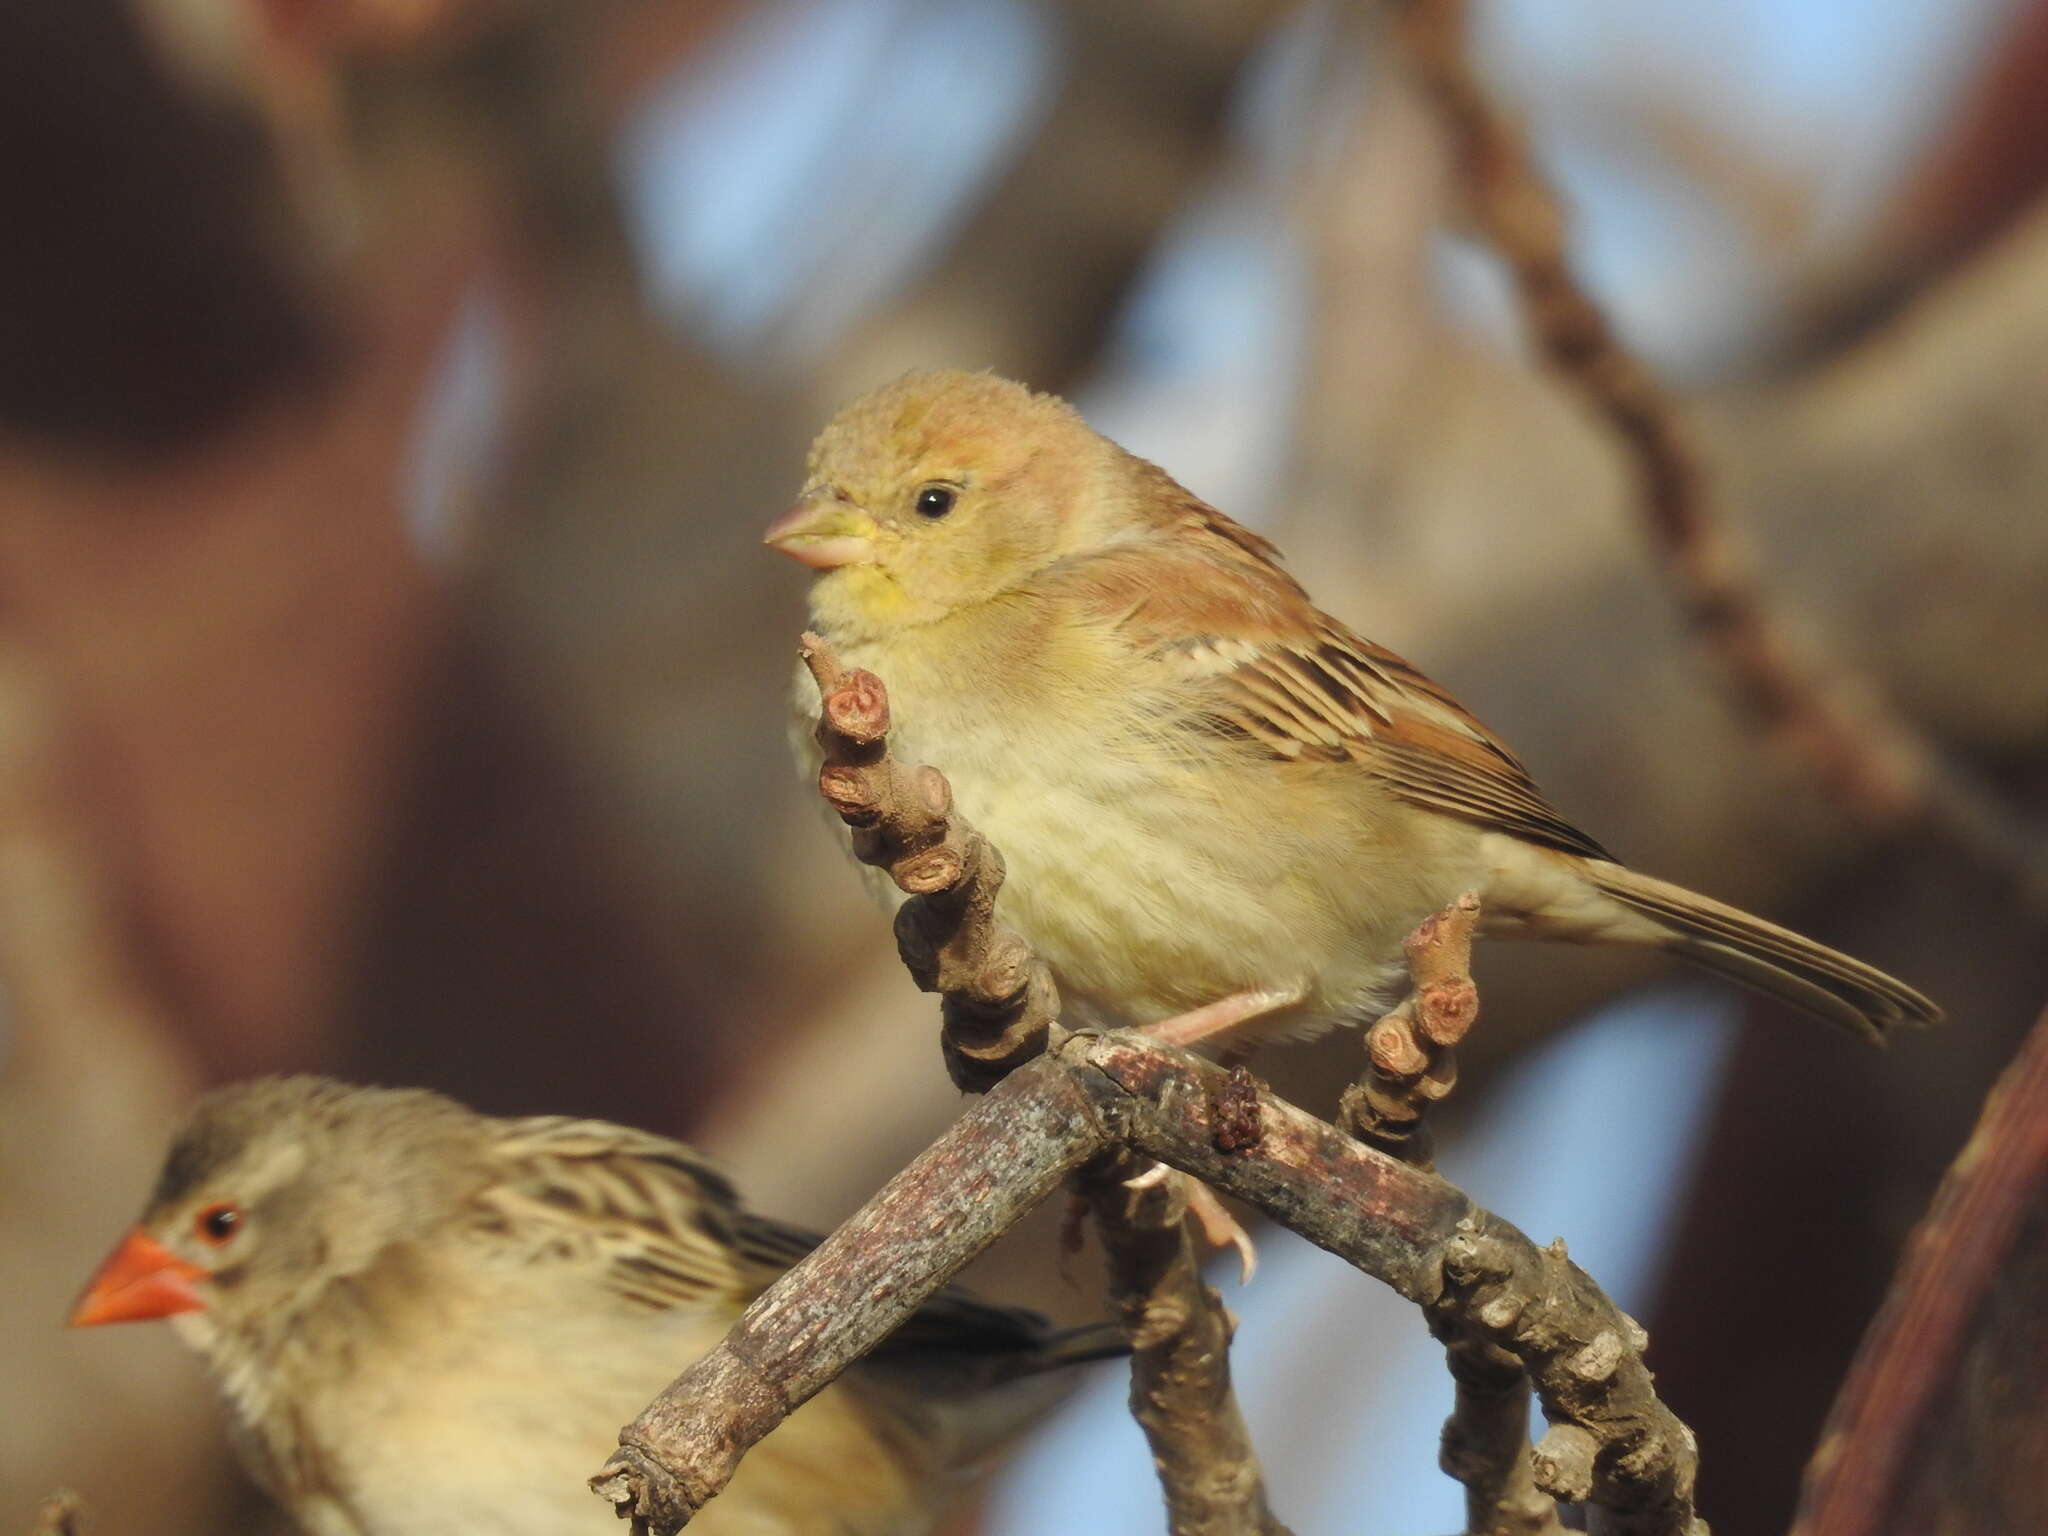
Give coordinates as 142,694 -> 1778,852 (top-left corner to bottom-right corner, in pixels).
1120,1164 -> 1257,1282
1123,1160 -> 1173,1191
1185,1180 -> 1258,1285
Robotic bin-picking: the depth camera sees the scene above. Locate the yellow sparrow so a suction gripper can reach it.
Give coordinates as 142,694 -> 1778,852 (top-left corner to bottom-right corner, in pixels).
71,1077 -> 1123,1536
768,370 -> 1939,1045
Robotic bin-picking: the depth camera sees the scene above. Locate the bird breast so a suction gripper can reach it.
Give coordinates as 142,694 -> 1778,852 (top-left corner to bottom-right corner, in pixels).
803,618 -> 1481,1039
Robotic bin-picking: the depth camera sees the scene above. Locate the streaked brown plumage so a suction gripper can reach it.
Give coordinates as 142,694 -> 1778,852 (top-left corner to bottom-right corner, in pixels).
72,1077 -> 1122,1536
769,369 -> 1940,1044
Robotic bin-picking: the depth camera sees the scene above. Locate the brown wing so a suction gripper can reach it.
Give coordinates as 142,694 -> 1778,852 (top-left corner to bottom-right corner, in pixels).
478,1117 -> 752,1313
1059,490 -> 1614,863
482,1119 -> 1114,1366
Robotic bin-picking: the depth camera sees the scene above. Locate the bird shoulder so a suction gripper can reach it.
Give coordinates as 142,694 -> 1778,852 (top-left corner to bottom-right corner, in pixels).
471,1117 -> 752,1313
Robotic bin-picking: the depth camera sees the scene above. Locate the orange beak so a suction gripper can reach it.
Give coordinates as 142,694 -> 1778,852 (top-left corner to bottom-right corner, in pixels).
70,1228 -> 208,1327
763,493 -> 877,569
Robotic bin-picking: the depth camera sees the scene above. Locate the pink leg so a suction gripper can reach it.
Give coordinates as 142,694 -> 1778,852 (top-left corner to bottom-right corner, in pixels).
1142,986 -> 1306,1051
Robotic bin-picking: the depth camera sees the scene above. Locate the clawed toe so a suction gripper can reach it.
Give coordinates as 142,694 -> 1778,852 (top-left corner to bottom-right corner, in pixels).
1185,1180 -> 1258,1285
1123,1160 -> 1174,1191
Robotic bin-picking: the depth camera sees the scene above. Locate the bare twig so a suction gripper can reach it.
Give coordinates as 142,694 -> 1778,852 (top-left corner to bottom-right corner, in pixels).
594,1029 -> 1703,1535
1095,1034 -> 1703,1536
1340,892 -> 1481,1167
1434,1333 -> 1567,1536
1390,0 -> 2048,905
1341,896 -> 1558,1535
1080,1151 -> 1294,1536
801,633 -> 1063,1090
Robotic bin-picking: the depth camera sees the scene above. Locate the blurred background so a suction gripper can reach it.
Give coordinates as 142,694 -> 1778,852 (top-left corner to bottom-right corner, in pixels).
4,1 -> 2045,1533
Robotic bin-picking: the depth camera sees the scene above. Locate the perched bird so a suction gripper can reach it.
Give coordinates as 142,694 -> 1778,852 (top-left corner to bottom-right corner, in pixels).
768,369 -> 1940,1047
71,1077 -> 1124,1536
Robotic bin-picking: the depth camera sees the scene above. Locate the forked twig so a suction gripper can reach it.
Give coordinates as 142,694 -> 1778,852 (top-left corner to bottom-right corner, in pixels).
592,644 -> 1702,1535
1435,1333 -> 1568,1536
1080,1151 -> 1293,1535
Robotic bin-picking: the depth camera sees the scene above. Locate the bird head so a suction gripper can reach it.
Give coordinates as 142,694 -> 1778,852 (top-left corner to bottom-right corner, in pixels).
71,1077 -> 480,1354
766,370 -> 1124,637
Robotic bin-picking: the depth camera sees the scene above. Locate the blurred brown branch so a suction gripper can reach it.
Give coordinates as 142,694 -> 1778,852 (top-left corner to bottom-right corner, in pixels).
1390,0 -> 2048,909
1792,1001 -> 2048,1536
825,1 -> 1299,392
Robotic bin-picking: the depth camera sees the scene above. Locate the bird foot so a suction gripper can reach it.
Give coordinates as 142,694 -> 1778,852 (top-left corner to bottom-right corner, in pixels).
1142,986 -> 1306,1050
1118,1163 -> 1256,1282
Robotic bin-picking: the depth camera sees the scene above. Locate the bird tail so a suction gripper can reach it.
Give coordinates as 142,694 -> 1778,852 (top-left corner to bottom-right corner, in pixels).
1584,863 -> 1942,1040
1027,1321 -> 1131,1373
865,1318 -> 1128,1476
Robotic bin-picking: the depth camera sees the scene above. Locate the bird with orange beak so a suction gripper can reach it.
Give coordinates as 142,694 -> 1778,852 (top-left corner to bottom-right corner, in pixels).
72,1076 -> 1123,1535
768,369 -> 1939,1051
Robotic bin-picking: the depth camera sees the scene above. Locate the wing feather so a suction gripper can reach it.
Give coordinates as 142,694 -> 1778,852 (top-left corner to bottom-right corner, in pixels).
477,1116 -> 748,1312
1051,495 -> 1614,863
477,1119 -> 1112,1367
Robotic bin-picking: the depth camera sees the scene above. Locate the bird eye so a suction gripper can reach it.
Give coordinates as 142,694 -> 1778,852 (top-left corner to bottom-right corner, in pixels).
914,485 -> 957,519
194,1203 -> 243,1245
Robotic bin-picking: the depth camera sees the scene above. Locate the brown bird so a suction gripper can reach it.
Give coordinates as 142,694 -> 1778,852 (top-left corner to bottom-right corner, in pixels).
71,1076 -> 1124,1535
768,369 -> 1939,1048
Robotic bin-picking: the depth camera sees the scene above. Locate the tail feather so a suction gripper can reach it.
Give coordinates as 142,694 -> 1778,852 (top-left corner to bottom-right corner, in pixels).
1029,1321 -> 1132,1372
858,1318 -> 1127,1475
1586,863 -> 1942,1040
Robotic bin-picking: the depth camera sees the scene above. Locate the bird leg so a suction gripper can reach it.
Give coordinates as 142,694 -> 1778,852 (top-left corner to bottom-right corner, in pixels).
1118,990 -> 1302,1281
1141,985 -> 1306,1050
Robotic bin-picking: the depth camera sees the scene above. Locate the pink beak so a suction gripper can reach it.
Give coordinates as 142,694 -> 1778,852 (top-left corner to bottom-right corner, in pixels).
763,494 -> 876,569
70,1228 -> 208,1326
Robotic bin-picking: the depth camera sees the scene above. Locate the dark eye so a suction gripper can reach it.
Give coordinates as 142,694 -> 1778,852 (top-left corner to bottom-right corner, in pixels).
194,1203 -> 243,1245
914,485 -> 957,519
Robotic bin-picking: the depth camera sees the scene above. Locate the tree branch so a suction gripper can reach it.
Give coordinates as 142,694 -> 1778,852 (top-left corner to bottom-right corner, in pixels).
1080,1151 -> 1293,1535
594,1027 -> 1702,1535
1790,1002 -> 2048,1535
1434,1333 -> 1568,1536
592,1055 -> 1114,1532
